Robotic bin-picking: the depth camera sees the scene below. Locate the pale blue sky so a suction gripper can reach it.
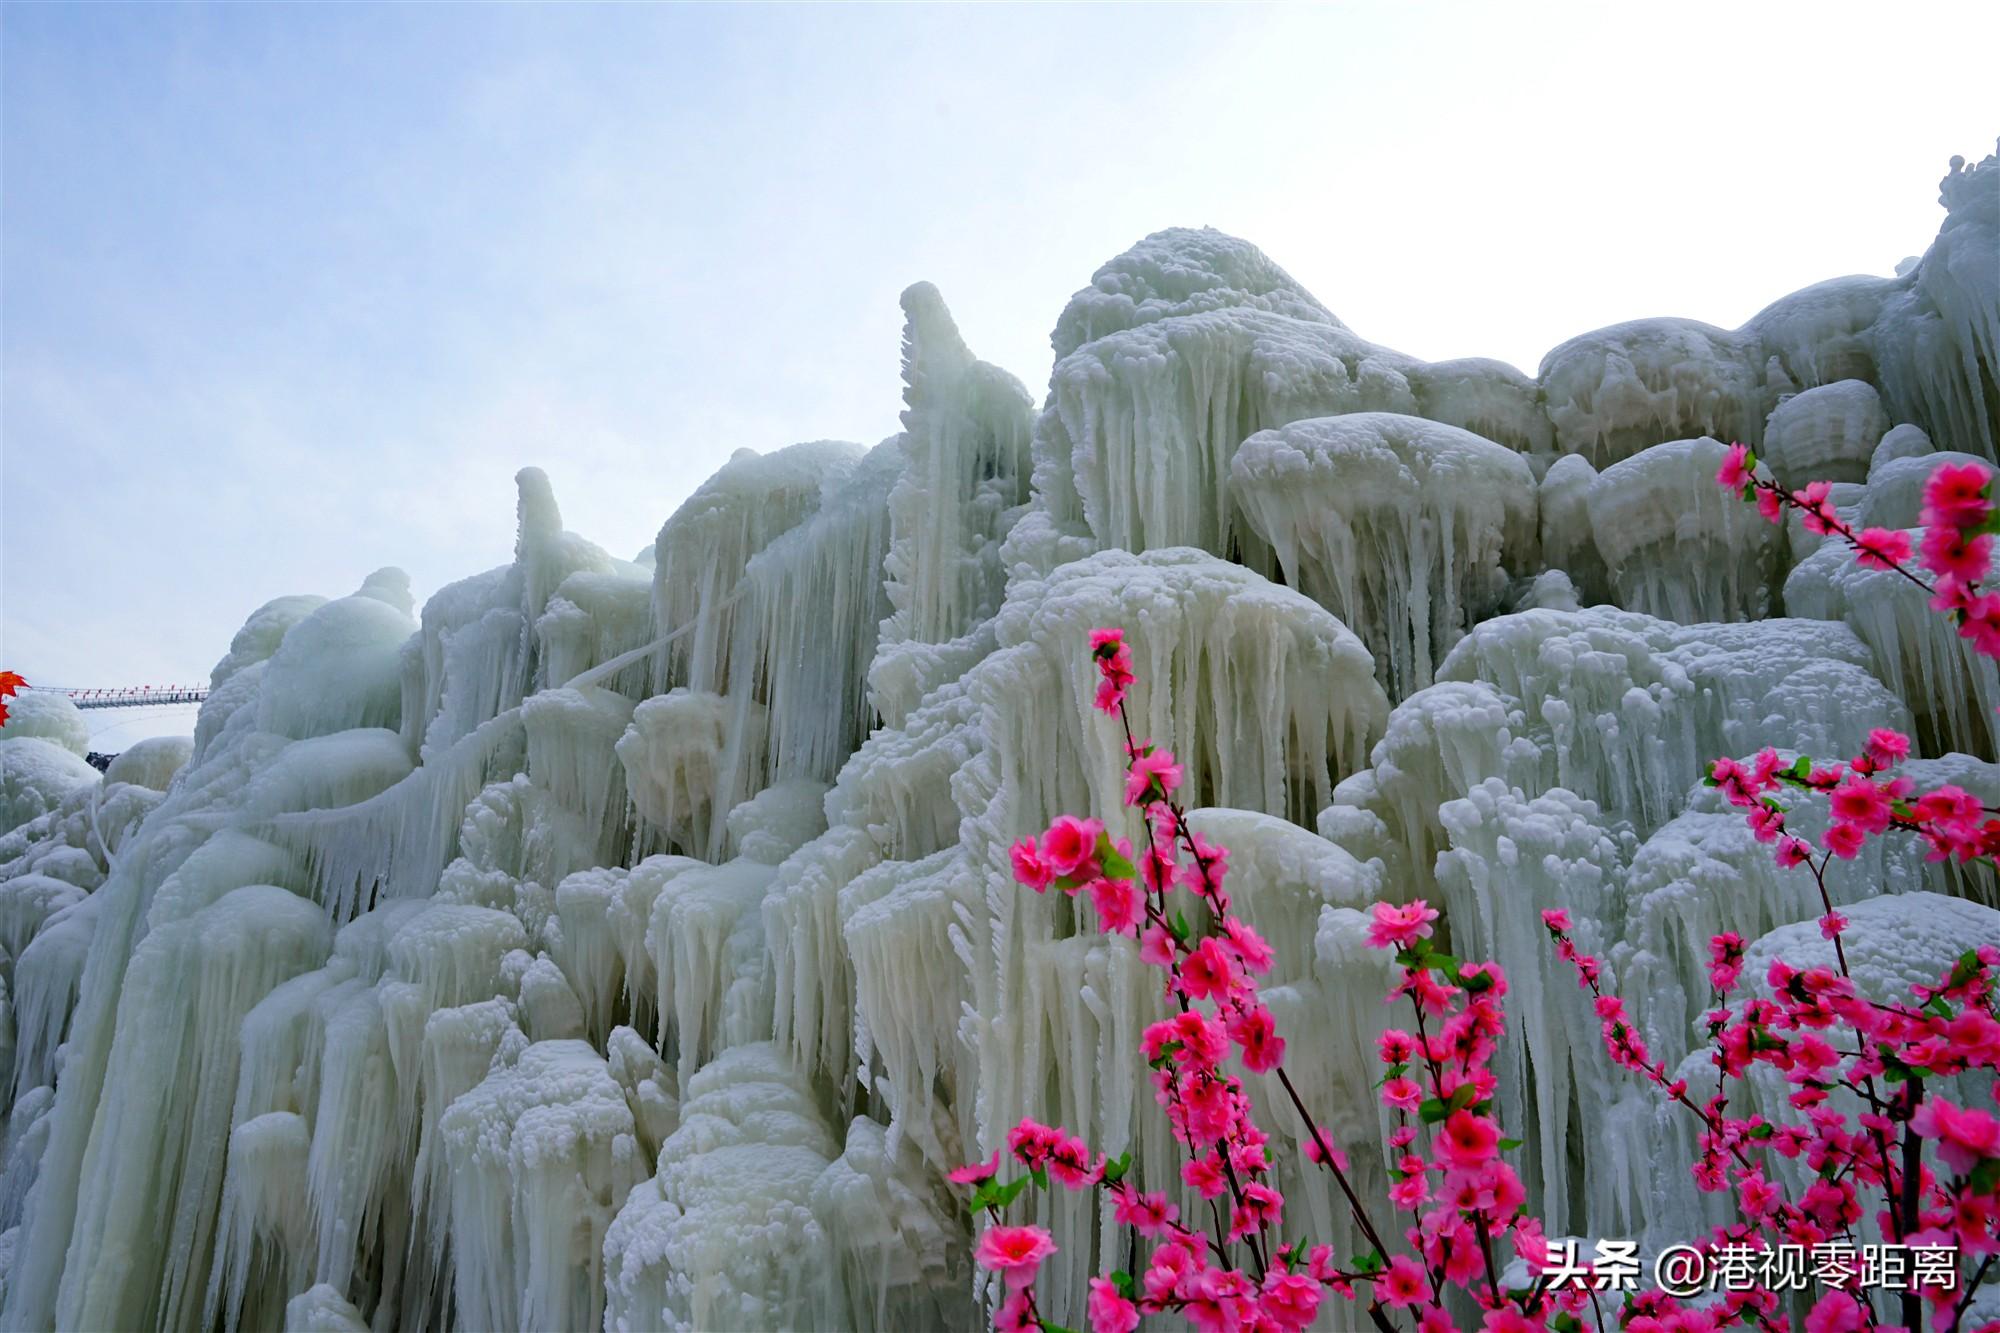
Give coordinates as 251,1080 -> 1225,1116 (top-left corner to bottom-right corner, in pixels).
4,1 -> 1997,744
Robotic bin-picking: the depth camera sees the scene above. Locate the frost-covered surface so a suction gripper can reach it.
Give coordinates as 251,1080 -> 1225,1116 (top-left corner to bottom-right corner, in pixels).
0,147 -> 1994,1332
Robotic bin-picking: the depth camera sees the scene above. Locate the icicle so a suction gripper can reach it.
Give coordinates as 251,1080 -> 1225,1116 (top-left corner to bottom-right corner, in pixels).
764,824 -> 882,1084
438,1039 -> 643,1333
649,441 -> 862,696
648,859 -> 779,1087
808,1116 -> 974,1331
616,690 -> 764,861
602,1043 -> 839,1333
55,885 -> 330,1333
1231,412 -> 1539,696
1540,320 -> 1767,467
1587,437 -> 1786,623
1785,526 -> 1999,758
872,282 -> 1034,727
1434,780 -> 1635,1236
1760,379 -> 1887,486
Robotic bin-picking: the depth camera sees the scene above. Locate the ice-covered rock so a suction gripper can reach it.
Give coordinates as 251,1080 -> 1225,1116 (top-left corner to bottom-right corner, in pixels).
1232,412 -> 1538,696
0,692 -> 89,758
1760,379 -> 1887,486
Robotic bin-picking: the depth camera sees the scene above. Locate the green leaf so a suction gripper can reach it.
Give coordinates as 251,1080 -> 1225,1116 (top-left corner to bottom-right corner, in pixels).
1787,755 -> 1812,780
1043,1323 -> 1078,1333
1095,832 -> 1137,882
1029,1166 -> 1049,1190
1101,1151 -> 1132,1184
1747,1123 -> 1775,1140
1418,1097 -> 1449,1124
1427,953 -> 1460,975
1498,1137 -> 1523,1151
1170,909 -> 1192,943
993,1176 -> 1031,1208
1970,1159 -> 2000,1194
969,1180 -> 997,1210
1110,1270 -> 1135,1300
1351,1252 -> 1385,1276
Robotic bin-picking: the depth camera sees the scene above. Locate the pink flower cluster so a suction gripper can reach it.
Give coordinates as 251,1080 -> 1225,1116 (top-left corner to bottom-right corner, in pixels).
1708,732 -> 1997,869
958,630 -> 2000,1333
1717,446 -> 1999,659
1544,909 -> 2000,1333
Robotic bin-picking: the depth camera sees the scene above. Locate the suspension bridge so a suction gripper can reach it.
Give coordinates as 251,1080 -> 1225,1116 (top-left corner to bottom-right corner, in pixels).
23,684 -> 210,710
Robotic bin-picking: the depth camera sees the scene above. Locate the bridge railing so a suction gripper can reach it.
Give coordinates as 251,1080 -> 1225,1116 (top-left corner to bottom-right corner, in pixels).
24,685 -> 211,711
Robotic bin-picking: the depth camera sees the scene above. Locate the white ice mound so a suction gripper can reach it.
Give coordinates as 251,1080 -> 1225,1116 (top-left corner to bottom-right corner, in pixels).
256,575 -> 417,740
1048,225 -> 1337,363
1856,447 -> 1990,529
1539,319 -> 1762,467
1231,412 -> 1539,696
1743,891 -> 2000,1005
1435,606 -> 1896,835
1784,526 -> 1999,758
0,691 -> 89,758
0,740 -> 100,836
602,1043 -> 839,1333
1587,437 -> 1786,622
1761,379 -> 1887,486
991,546 -> 1388,823
650,440 -> 862,695
437,1038 -> 642,1333
101,735 -> 193,792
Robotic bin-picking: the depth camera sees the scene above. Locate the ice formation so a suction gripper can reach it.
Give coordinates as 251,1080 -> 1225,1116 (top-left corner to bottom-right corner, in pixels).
0,144 -> 1994,1332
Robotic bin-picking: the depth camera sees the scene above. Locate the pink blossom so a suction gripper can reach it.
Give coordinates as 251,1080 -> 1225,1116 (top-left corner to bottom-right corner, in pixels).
1377,1028 -> 1416,1065
1793,481 -> 1840,535
1540,907 -> 1572,932
1804,1291 -> 1865,1333
1921,459 -> 1994,529
1009,838 -> 1054,892
1258,1269 -> 1322,1332
1437,1110 -> 1501,1168
948,1149 -> 1000,1185
1086,876 -> 1141,933
1828,777 -> 1893,833
1715,442 -> 1754,492
1137,923 -> 1177,968
1377,1255 -> 1428,1308
1181,937 -> 1239,1002
1228,1005 -> 1285,1072
1920,523 -> 1994,583
1182,1151 -> 1226,1199
1088,627 -> 1125,655
1040,815 -> 1103,877
1853,526 -> 1914,570
1087,1277 -> 1139,1333
1756,485 -> 1784,523
1366,899 -> 1440,950
1822,821 -> 1866,859
1123,747 -> 1183,807
1960,591 -> 2000,659
1864,727 -> 1911,767
975,1224 -> 1056,1289
1776,836 -> 1813,868
1818,910 -> 1848,940
1911,1097 -> 2000,1174
1303,1129 -> 1348,1170
1220,917 -> 1273,973
1111,1188 -> 1178,1236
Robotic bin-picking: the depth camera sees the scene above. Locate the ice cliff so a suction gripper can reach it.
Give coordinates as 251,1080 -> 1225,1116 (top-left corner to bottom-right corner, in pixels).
0,144 -> 1995,1332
